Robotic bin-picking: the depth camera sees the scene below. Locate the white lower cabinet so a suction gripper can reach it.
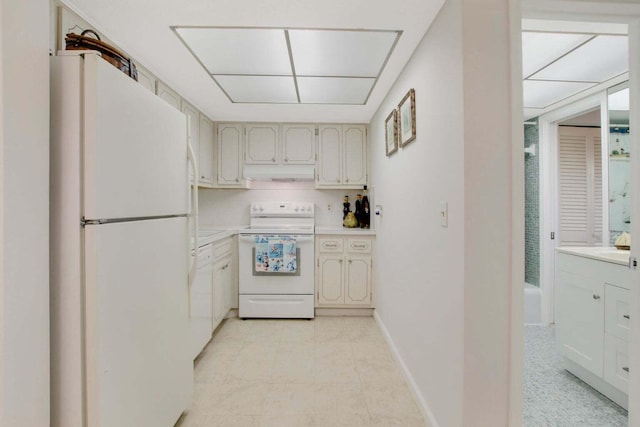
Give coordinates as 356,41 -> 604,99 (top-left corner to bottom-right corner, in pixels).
212,238 -> 233,331
316,235 -> 374,307
555,250 -> 631,407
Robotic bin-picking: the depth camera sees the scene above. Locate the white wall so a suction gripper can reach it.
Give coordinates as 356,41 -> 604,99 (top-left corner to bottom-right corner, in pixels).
1,0 -> 50,425
198,185 -> 368,228
369,0 -> 465,425
369,0 -> 521,425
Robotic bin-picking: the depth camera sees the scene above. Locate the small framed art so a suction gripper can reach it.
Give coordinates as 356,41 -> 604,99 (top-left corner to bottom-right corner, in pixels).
385,109 -> 398,156
398,88 -> 416,147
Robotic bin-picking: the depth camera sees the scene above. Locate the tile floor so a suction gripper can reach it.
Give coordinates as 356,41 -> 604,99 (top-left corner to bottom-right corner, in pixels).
176,316 -> 427,427
524,325 -> 628,426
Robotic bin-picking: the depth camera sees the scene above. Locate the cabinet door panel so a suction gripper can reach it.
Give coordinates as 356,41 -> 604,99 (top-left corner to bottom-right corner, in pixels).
605,284 -> 630,341
604,333 -> 630,393
282,124 -> 315,164
318,256 -> 344,305
345,256 -> 371,305
136,66 -> 156,94
213,262 -> 225,329
181,101 -> 199,184
198,116 -> 215,186
555,264 -> 604,376
343,125 -> 367,186
245,124 -> 279,164
217,123 -> 243,186
156,81 -> 181,110
317,125 -> 342,186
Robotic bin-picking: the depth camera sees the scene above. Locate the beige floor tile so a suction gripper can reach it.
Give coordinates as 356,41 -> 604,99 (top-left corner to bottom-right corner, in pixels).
369,414 -> 427,426
263,383 -> 316,415
202,414 -> 257,427
255,413 -> 316,427
363,383 -> 423,418
314,412 -> 372,427
314,383 -> 369,415
185,317 -> 427,427
210,382 -> 271,416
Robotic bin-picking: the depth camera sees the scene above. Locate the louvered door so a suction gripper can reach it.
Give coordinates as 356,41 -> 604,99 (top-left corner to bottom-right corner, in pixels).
558,126 -> 602,246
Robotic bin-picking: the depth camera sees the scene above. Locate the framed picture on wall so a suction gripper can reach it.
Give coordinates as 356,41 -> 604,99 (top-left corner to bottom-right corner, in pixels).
385,109 -> 398,156
398,88 -> 416,147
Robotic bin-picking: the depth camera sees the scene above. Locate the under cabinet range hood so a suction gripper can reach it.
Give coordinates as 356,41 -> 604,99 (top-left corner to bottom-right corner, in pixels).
243,164 -> 315,182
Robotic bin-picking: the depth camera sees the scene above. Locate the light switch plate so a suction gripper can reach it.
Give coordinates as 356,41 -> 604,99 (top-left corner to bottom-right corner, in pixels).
440,201 -> 448,227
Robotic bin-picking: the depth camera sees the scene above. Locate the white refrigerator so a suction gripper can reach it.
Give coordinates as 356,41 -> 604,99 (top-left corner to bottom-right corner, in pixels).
50,52 -> 194,427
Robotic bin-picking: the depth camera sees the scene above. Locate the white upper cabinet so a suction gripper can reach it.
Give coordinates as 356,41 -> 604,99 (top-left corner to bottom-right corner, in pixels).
245,123 -> 279,164
198,115 -> 215,187
155,81 -> 181,110
343,125 -> 367,186
181,100 -> 199,184
282,124 -> 316,164
317,125 -> 342,185
317,124 -> 367,189
136,65 -> 157,94
216,123 -> 244,187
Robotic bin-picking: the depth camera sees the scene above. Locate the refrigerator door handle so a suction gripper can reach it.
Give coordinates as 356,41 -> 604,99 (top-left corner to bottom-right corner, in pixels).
187,138 -> 199,288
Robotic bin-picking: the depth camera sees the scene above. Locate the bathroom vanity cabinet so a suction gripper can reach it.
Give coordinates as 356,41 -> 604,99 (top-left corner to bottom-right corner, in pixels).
555,248 -> 631,409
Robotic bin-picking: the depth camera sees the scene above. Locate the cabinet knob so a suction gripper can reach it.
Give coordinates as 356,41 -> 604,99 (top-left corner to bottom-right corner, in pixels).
284,158 -> 289,162
339,259 -> 343,264
272,158 -> 276,163
345,179 -> 349,183
337,179 -> 341,183
623,367 -> 630,373
235,178 -> 239,182
348,260 -> 352,264
592,294 -> 601,300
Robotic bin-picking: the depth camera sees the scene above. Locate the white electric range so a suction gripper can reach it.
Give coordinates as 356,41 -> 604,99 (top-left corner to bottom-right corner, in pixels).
238,202 -> 315,319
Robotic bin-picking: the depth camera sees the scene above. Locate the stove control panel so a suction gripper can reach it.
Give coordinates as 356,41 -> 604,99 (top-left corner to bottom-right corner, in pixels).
250,202 -> 314,217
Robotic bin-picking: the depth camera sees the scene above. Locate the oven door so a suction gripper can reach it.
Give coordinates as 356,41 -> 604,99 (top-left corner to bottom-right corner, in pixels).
238,234 -> 315,295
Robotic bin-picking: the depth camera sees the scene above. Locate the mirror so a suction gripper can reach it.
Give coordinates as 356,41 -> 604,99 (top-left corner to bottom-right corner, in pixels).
608,84 -> 630,244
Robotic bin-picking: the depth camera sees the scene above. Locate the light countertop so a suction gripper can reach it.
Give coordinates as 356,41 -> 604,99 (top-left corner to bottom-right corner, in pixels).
556,246 -> 630,266
315,226 -> 376,236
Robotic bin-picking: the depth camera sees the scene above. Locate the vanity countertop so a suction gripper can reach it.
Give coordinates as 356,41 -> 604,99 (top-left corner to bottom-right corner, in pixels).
556,246 -> 630,266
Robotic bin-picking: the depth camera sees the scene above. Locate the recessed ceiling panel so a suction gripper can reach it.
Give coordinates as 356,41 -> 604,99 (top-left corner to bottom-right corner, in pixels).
521,32 -> 592,78
523,80 -> 595,109
298,77 -> 374,104
215,76 -> 298,103
289,30 -> 398,77
175,28 -> 292,75
530,35 -> 628,83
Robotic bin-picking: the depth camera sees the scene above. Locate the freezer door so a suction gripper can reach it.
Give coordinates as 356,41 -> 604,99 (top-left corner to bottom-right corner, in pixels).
83,55 -> 188,220
84,217 -> 192,427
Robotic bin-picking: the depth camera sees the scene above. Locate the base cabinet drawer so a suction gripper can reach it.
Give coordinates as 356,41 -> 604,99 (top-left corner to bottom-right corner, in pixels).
604,333 -> 630,393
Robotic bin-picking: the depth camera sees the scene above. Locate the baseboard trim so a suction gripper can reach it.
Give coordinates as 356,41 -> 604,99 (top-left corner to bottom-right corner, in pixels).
315,308 -> 374,317
373,311 -> 440,427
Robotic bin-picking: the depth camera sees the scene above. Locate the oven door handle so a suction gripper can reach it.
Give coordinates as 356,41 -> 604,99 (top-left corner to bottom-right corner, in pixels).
239,234 -> 315,243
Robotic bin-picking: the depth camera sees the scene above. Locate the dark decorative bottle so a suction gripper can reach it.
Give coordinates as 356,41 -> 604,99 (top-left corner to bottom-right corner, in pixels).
342,195 -> 350,226
354,194 -> 362,227
361,186 -> 370,228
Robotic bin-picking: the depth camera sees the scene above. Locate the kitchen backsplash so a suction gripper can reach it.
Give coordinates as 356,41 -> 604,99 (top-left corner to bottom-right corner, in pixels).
198,183 -> 372,228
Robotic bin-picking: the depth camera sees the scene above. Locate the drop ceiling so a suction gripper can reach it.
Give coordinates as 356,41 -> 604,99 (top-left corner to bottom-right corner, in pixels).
522,19 -> 629,120
59,0 -> 445,122
174,27 -> 401,105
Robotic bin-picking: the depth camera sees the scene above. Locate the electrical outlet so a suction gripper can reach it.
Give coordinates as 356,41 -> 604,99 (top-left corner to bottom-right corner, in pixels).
327,203 -> 333,212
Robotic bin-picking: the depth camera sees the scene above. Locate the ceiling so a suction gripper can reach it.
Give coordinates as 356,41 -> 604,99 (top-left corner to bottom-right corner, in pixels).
522,19 -> 629,120
59,1 -> 632,124
174,27 -> 401,105
60,0 -> 445,123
